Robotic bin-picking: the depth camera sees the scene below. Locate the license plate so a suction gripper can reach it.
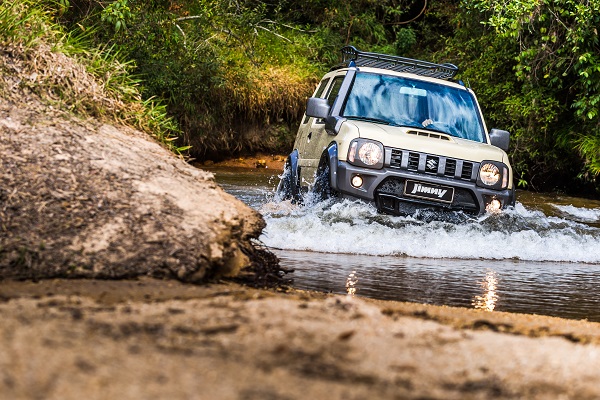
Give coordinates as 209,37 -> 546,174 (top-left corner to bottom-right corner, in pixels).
404,180 -> 454,203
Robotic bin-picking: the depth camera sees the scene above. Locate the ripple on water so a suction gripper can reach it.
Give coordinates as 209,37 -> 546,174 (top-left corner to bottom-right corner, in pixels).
551,204 -> 600,223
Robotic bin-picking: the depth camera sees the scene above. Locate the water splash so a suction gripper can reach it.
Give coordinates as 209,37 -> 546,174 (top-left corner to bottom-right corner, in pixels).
259,198 -> 600,264
552,204 -> 600,223
207,166 -> 600,264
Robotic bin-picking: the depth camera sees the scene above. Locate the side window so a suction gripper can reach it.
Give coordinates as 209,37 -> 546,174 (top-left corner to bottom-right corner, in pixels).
326,76 -> 345,107
314,79 -> 329,98
302,78 -> 330,124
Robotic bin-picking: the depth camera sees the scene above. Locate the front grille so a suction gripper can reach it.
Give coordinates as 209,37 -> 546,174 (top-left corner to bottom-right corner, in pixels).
389,148 -> 477,182
407,152 -> 420,171
376,177 -> 479,214
444,159 -> 455,177
461,162 -> 473,180
390,150 -> 402,168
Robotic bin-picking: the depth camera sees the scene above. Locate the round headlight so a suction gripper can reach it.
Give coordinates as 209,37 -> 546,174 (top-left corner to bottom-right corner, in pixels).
479,163 -> 500,186
358,142 -> 383,166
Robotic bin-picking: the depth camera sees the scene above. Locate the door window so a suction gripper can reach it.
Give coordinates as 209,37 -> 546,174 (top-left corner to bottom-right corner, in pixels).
326,76 -> 345,107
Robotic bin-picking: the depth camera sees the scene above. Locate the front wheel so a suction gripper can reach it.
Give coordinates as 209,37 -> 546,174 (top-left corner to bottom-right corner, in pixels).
312,159 -> 337,202
508,187 -> 517,207
276,158 -> 301,202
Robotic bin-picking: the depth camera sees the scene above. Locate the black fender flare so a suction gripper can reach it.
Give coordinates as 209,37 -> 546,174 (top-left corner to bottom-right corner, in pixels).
509,187 -> 517,207
288,149 -> 299,186
285,149 -> 301,200
327,142 -> 339,191
317,142 -> 338,192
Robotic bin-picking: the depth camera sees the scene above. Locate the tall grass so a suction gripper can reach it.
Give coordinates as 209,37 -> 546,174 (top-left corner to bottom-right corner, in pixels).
0,1 -> 50,46
0,0 -> 184,155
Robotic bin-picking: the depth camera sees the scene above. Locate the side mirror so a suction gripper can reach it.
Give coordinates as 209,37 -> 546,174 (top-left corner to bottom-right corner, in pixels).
489,128 -> 510,151
305,97 -> 330,119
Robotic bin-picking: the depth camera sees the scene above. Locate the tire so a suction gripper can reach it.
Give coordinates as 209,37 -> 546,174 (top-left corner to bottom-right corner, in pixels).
312,158 -> 337,202
276,158 -> 301,202
508,188 -> 517,207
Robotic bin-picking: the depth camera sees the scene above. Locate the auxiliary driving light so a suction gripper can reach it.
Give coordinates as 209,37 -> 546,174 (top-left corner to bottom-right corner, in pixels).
351,175 -> 363,188
486,198 -> 502,213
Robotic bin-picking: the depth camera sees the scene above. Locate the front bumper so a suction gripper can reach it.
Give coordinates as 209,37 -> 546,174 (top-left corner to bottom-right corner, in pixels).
335,161 -> 514,215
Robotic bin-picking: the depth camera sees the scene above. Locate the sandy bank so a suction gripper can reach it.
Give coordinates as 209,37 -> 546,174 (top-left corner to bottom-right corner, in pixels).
1,278 -> 600,400
196,154 -> 286,171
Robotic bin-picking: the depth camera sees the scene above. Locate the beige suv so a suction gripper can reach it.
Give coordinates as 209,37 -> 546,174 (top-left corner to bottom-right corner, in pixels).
278,46 -> 515,215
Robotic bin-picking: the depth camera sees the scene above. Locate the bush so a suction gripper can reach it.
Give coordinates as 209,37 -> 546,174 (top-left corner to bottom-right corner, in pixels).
0,0 -> 180,152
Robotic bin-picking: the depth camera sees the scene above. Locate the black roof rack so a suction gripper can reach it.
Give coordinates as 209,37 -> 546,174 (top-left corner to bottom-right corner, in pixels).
335,46 -> 458,80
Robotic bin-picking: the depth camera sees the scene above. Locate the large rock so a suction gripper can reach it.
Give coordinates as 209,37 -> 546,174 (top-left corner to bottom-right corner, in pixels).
0,97 -> 268,282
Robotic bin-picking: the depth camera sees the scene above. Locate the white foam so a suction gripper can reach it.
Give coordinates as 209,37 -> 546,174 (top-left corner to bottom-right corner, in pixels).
259,199 -> 600,264
552,204 -> 600,222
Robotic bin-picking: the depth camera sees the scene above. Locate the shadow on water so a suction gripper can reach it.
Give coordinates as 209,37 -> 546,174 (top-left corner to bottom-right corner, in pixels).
205,165 -> 600,321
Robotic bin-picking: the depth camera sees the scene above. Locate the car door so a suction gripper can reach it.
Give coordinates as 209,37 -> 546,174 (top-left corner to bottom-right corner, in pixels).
294,77 -> 330,163
298,74 -> 346,185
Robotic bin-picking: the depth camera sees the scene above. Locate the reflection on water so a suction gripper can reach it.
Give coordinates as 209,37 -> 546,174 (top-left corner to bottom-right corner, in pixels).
205,165 -> 600,321
346,271 -> 358,297
277,250 -> 600,321
472,269 -> 499,311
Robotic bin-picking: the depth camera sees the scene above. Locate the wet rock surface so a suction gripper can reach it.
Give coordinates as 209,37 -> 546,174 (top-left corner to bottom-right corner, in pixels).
1,278 -> 600,400
0,96 -> 269,281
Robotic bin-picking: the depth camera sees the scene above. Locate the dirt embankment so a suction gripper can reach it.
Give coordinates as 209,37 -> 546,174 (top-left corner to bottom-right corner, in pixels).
198,154 -> 286,170
2,279 -> 600,400
0,37 -> 283,283
0,95 -> 275,282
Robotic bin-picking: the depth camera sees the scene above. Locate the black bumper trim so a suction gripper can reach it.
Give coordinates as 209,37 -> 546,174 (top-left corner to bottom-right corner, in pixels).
336,162 -> 513,215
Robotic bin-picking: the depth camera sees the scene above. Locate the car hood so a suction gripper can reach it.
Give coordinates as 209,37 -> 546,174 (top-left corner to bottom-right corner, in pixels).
350,121 -> 509,164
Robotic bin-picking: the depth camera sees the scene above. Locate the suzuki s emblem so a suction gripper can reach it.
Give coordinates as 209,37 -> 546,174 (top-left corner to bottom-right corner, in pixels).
426,158 -> 438,170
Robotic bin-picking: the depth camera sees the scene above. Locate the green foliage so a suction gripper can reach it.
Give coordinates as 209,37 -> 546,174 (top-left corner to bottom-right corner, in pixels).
0,1 -> 55,47
12,0 -> 600,194
53,0 -> 335,158
101,0 -> 132,33
394,28 -> 417,55
465,0 -> 600,185
1,0 -> 180,155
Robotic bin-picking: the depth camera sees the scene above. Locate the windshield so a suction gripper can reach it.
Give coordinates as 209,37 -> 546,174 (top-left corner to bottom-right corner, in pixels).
342,72 -> 486,143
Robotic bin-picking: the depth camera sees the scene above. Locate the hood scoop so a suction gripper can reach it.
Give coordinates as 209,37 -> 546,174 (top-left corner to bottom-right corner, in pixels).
407,130 -> 451,141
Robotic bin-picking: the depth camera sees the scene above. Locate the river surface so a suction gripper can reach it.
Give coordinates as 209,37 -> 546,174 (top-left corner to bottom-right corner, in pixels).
206,165 -> 600,322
